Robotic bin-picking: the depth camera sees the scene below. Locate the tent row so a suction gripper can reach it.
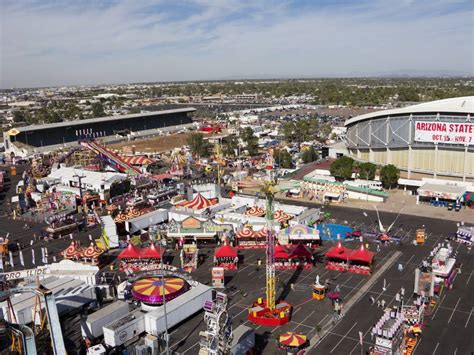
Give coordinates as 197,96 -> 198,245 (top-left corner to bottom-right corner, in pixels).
325,243 -> 375,275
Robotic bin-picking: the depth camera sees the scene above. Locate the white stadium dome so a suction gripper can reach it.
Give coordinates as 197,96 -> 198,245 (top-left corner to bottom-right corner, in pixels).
344,96 -> 474,180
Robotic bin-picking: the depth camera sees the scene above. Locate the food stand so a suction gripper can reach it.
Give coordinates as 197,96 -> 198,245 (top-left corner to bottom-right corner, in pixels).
325,242 -> 351,271
214,242 -> 238,270
348,244 -> 374,275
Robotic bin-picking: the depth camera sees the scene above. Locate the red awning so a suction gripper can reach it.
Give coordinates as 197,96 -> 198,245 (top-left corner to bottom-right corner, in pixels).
325,242 -> 352,261
274,244 -> 290,259
118,243 -> 142,259
140,243 -> 165,259
179,193 -> 215,210
348,244 -> 374,264
153,173 -> 174,181
215,243 -> 238,258
289,243 -> 313,259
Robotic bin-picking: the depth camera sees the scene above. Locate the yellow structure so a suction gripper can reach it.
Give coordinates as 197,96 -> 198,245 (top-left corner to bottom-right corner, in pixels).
312,275 -> 326,300
416,228 -> 426,245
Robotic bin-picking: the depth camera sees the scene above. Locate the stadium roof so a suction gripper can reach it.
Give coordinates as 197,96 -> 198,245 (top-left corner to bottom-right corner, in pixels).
345,96 -> 474,126
17,107 -> 196,132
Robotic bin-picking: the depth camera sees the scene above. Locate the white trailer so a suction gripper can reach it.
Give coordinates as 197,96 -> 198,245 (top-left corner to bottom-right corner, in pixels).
103,309 -> 146,347
145,282 -> 212,336
81,301 -> 130,339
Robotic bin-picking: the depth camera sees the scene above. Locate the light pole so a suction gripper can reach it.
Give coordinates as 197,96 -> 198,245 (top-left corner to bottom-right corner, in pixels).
159,237 -> 170,355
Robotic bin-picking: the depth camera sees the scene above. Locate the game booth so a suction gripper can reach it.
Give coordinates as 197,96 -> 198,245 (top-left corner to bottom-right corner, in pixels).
347,244 -> 375,275
456,226 -> 473,246
279,224 -> 321,248
117,242 -> 166,271
214,242 -> 239,270
180,243 -> 199,272
274,244 -> 291,269
60,240 -> 105,265
287,243 -> 314,269
324,242 -> 351,272
236,226 -> 268,249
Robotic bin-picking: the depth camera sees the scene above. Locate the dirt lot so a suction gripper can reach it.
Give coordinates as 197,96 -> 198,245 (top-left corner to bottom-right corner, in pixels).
107,133 -> 193,153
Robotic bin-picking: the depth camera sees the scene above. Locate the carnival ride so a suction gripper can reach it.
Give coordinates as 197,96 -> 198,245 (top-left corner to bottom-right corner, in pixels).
247,153 -> 292,326
80,139 -> 141,175
0,283 -> 66,355
199,292 -> 233,355
131,276 -> 189,306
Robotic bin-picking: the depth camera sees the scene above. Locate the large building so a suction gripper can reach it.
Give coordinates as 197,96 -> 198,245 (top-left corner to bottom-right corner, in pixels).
345,97 -> 474,181
4,108 -> 195,155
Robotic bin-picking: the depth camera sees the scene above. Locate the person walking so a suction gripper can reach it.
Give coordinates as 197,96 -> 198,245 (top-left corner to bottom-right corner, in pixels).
370,295 -> 375,305
381,299 -> 386,308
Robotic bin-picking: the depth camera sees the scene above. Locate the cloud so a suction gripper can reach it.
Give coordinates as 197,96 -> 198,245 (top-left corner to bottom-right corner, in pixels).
1,0 -> 473,88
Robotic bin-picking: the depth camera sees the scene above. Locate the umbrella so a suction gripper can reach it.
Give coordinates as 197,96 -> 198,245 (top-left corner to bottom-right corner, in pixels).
279,332 -> 307,348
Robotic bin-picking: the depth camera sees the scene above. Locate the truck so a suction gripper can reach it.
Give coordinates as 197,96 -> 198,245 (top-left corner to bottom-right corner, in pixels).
144,282 -> 212,336
81,301 -> 129,340
103,309 -> 146,347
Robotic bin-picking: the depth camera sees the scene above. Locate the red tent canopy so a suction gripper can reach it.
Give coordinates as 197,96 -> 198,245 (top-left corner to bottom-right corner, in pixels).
274,244 -> 290,259
349,244 -> 374,264
215,243 -> 238,258
140,243 -> 165,259
118,243 -> 141,259
179,193 -> 215,210
325,242 -> 352,261
289,243 -> 313,259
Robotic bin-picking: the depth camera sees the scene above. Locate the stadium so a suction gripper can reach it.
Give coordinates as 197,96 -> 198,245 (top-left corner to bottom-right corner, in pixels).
345,96 -> 474,181
4,108 -> 195,156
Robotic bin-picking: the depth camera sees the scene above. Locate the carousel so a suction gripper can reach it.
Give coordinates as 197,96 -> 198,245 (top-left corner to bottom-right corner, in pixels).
278,332 -> 308,354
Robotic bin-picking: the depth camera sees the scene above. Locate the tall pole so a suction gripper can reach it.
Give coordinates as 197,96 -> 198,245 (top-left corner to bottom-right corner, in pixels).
160,240 -> 170,355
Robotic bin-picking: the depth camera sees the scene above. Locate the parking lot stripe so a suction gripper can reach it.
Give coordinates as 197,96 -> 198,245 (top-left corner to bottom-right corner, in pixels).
432,341 -> 440,354
329,321 -> 358,353
465,307 -> 473,328
448,298 -> 461,324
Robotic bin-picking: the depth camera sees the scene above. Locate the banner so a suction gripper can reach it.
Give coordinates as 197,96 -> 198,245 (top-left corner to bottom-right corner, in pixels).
414,121 -> 474,145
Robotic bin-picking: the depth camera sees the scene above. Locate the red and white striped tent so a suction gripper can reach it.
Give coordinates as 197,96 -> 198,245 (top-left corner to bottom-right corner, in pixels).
179,193 -> 215,210
245,206 -> 265,217
121,155 -> 154,166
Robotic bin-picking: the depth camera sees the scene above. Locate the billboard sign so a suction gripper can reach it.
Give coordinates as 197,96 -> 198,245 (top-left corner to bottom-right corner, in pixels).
414,121 -> 474,145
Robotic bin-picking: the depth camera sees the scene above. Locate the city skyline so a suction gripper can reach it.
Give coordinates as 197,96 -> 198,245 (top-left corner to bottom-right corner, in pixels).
1,0 -> 473,88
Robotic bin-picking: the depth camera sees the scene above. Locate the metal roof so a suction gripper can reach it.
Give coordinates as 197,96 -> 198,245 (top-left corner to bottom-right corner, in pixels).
17,107 -> 196,133
345,96 -> 474,126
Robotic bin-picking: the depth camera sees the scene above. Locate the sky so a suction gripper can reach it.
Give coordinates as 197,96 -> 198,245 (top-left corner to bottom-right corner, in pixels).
1,0 -> 473,88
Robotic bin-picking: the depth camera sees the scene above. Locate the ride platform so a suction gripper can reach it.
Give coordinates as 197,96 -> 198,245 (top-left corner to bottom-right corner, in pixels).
247,299 -> 292,326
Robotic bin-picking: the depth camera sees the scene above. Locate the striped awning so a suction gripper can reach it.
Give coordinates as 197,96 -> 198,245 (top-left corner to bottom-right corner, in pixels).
121,155 -> 154,165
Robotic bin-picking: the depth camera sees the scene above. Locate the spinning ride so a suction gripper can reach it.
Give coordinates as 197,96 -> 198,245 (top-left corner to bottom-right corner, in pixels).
131,276 -> 189,306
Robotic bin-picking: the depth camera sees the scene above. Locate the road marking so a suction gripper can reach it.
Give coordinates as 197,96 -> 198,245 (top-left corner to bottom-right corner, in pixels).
454,347 -> 458,355
448,298 -> 461,324
465,307 -> 473,328
181,342 -> 199,354
431,294 -> 446,320
467,270 -> 473,285
329,321 -> 358,353
292,310 -> 315,332
349,325 -> 372,354
432,341 -> 440,354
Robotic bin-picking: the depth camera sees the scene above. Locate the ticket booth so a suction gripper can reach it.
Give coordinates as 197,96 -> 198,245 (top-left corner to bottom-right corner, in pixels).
416,228 -> 426,245
312,275 -> 326,300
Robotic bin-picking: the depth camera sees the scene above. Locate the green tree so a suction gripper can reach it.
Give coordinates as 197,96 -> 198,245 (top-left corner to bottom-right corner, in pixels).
13,110 -> 27,123
380,164 -> 400,189
276,149 -> 293,168
329,156 -> 354,180
358,162 -> 377,180
187,132 -> 210,157
301,146 -> 319,163
240,127 -> 259,156
222,135 -> 238,157
91,102 -> 105,118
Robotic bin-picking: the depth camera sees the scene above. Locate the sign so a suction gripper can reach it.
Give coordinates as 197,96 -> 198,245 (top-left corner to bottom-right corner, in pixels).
211,267 -> 225,288
2,266 -> 48,281
414,121 -> 474,145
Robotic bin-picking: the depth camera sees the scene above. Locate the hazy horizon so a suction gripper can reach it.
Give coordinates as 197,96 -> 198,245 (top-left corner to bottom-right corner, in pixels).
1,0 -> 473,89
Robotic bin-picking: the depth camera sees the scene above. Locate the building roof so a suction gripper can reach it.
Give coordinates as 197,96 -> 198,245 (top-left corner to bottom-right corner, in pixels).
345,96 -> 474,126
48,167 -> 127,186
16,108 -> 196,133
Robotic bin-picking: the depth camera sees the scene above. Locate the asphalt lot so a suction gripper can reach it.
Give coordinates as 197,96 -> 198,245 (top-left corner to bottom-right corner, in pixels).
1,167 -> 473,354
